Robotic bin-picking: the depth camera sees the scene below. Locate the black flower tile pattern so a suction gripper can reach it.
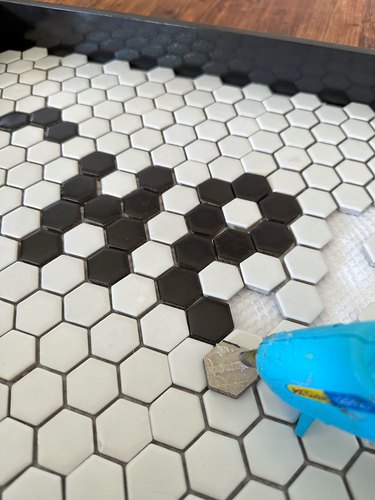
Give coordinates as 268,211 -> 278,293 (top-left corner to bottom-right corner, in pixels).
0,46 -> 374,500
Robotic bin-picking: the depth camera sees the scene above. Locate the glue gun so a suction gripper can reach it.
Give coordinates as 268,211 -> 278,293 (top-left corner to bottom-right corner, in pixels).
240,321 -> 375,440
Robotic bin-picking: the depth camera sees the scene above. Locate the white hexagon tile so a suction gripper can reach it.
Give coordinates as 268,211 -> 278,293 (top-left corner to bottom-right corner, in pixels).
0,46 -> 374,500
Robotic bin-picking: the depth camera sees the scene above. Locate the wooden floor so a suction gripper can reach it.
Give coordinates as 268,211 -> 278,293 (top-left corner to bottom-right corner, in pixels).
39,0 -> 375,49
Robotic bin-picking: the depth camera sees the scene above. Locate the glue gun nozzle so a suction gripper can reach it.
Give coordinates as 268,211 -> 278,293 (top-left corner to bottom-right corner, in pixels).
239,349 -> 257,368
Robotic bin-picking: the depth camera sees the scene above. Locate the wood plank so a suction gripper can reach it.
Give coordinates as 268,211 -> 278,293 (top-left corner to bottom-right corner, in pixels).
36,0 -> 374,49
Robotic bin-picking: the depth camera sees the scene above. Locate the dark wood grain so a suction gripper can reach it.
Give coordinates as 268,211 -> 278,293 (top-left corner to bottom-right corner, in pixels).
36,0 -> 375,49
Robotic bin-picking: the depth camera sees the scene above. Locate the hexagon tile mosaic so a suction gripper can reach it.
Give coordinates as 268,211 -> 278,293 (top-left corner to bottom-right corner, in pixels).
0,47 -> 374,500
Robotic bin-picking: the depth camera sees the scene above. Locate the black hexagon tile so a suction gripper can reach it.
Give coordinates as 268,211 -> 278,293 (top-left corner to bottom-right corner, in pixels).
123,188 -> 160,220
106,217 -> 147,252
80,151 -> 117,177
84,195 -> 122,226
187,298 -> 234,344
87,247 -> 130,286
252,220 -> 295,256
30,107 -> 61,126
20,229 -> 62,266
157,267 -> 203,308
197,178 -> 234,207
61,174 -> 97,203
260,192 -> 302,223
42,200 -> 81,233
0,111 -> 29,131
185,204 -> 226,237
174,234 -> 216,271
214,228 -> 255,263
45,121 -> 78,143
0,45 -> 374,500
232,173 -> 271,202
138,166 -> 174,193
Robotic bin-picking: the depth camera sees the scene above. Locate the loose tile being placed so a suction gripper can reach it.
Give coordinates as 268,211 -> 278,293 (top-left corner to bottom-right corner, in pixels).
204,341 -> 258,398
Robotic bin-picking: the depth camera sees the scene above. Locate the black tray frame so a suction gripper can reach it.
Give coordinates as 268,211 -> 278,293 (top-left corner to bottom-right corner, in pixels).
1,0 -> 375,107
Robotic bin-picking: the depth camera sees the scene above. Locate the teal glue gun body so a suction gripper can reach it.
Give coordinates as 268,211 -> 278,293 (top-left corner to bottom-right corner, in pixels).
256,322 -> 375,440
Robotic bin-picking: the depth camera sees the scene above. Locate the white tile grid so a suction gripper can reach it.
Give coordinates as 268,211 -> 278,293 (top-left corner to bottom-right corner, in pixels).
0,48 -> 374,500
